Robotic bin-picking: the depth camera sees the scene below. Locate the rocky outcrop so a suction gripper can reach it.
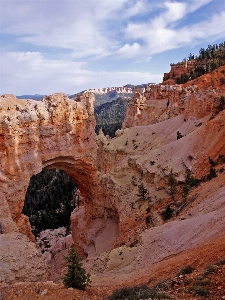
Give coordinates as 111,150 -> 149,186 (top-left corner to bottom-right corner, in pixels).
0,92 -> 100,282
1,82 -> 225,286
163,60 -> 197,84
0,232 -> 48,283
122,84 -> 223,128
0,92 -> 96,233
36,227 -> 73,282
0,92 -> 124,283
88,86 -> 133,95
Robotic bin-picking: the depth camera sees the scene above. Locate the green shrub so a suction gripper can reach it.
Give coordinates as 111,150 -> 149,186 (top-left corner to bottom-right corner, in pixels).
63,245 -> 91,290
177,131 -> 183,140
207,167 -> 217,180
217,154 -> 225,164
146,206 -> 151,214
137,182 -> 149,200
161,205 -> 173,221
208,156 -> 216,166
190,286 -> 209,297
182,169 -> 200,199
168,169 -> 177,200
145,215 -> 152,224
154,280 -> 170,291
204,265 -> 214,277
215,258 -> 225,266
216,95 -> 225,113
177,265 -> 195,276
184,278 -> 193,286
189,280 -> 210,297
220,77 -> 225,85
107,285 -> 170,300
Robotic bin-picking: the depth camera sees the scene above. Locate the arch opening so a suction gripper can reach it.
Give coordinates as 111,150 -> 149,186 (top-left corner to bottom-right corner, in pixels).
22,168 -> 80,282
22,168 -> 77,237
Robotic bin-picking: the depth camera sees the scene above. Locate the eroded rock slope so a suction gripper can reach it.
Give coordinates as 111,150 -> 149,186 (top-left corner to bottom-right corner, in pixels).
0,82 -> 225,291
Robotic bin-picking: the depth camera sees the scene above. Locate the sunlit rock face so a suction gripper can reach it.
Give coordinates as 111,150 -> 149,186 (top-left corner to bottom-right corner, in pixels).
122,84 -> 222,128
0,93 -> 97,235
0,92 -> 103,282
1,83 -> 225,285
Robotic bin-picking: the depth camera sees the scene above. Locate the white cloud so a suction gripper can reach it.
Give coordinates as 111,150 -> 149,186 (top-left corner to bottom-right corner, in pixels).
0,0 -> 121,58
0,0 -> 224,95
124,0 -> 149,18
116,43 -> 141,58
115,0 -> 225,59
0,0 -> 222,61
0,52 -> 161,95
163,1 -> 187,24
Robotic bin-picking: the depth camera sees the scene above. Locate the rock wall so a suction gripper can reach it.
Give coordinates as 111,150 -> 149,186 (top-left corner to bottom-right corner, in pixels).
0,93 -> 96,234
0,92 -> 104,282
163,60 -> 197,83
1,85 -> 225,284
122,84 -> 223,128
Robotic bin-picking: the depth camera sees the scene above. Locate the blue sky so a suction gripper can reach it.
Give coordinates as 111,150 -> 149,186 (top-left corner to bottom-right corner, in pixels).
0,0 -> 225,95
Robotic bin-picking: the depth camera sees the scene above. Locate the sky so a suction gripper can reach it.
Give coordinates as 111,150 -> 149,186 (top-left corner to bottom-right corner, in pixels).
1,0 -> 225,95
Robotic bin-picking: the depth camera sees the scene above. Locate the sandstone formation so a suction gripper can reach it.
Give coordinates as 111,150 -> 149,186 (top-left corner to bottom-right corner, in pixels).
0,78 -> 225,297
122,84 -> 224,128
36,227 -> 73,282
163,59 -> 197,84
88,86 -> 133,95
0,232 -> 48,284
163,61 -> 225,88
0,92 -> 99,283
184,64 -> 225,88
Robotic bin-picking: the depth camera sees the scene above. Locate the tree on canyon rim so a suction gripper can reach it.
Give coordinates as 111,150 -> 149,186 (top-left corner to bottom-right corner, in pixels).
63,244 -> 91,290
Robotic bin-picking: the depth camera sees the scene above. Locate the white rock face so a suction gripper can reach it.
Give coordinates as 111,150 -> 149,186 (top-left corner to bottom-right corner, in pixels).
88,86 -> 133,95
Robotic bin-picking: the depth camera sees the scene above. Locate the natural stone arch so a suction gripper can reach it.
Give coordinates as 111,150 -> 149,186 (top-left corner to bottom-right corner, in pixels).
0,93 -> 97,235
0,93 -> 120,270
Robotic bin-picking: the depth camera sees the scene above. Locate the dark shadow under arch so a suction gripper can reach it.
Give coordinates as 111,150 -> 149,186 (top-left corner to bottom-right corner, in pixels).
23,168 -> 77,237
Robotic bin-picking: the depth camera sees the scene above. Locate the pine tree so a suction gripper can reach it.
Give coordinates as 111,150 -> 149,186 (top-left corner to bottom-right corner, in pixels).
168,169 -> 177,201
162,205 -> 173,220
63,244 -> 91,290
137,182 -> 149,200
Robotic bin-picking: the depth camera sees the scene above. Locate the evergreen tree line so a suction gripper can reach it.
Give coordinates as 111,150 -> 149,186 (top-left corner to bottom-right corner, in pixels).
175,42 -> 225,84
95,97 -> 130,137
23,169 -> 77,235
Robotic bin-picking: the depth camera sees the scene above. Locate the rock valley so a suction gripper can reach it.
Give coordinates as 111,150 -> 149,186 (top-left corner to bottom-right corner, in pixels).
1,67 -> 225,299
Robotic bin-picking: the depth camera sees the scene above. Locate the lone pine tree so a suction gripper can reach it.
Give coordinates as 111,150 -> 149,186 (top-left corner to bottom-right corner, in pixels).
137,182 -> 149,200
168,169 -> 177,201
63,244 -> 91,290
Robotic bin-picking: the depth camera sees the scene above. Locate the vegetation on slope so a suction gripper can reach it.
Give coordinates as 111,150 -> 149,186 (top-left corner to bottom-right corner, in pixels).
95,97 -> 130,137
165,42 -> 225,84
94,90 -> 132,107
63,244 -> 91,290
22,169 -> 77,235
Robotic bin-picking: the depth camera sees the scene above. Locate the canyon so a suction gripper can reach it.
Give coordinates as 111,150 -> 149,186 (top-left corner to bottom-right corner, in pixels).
1,67 -> 225,299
